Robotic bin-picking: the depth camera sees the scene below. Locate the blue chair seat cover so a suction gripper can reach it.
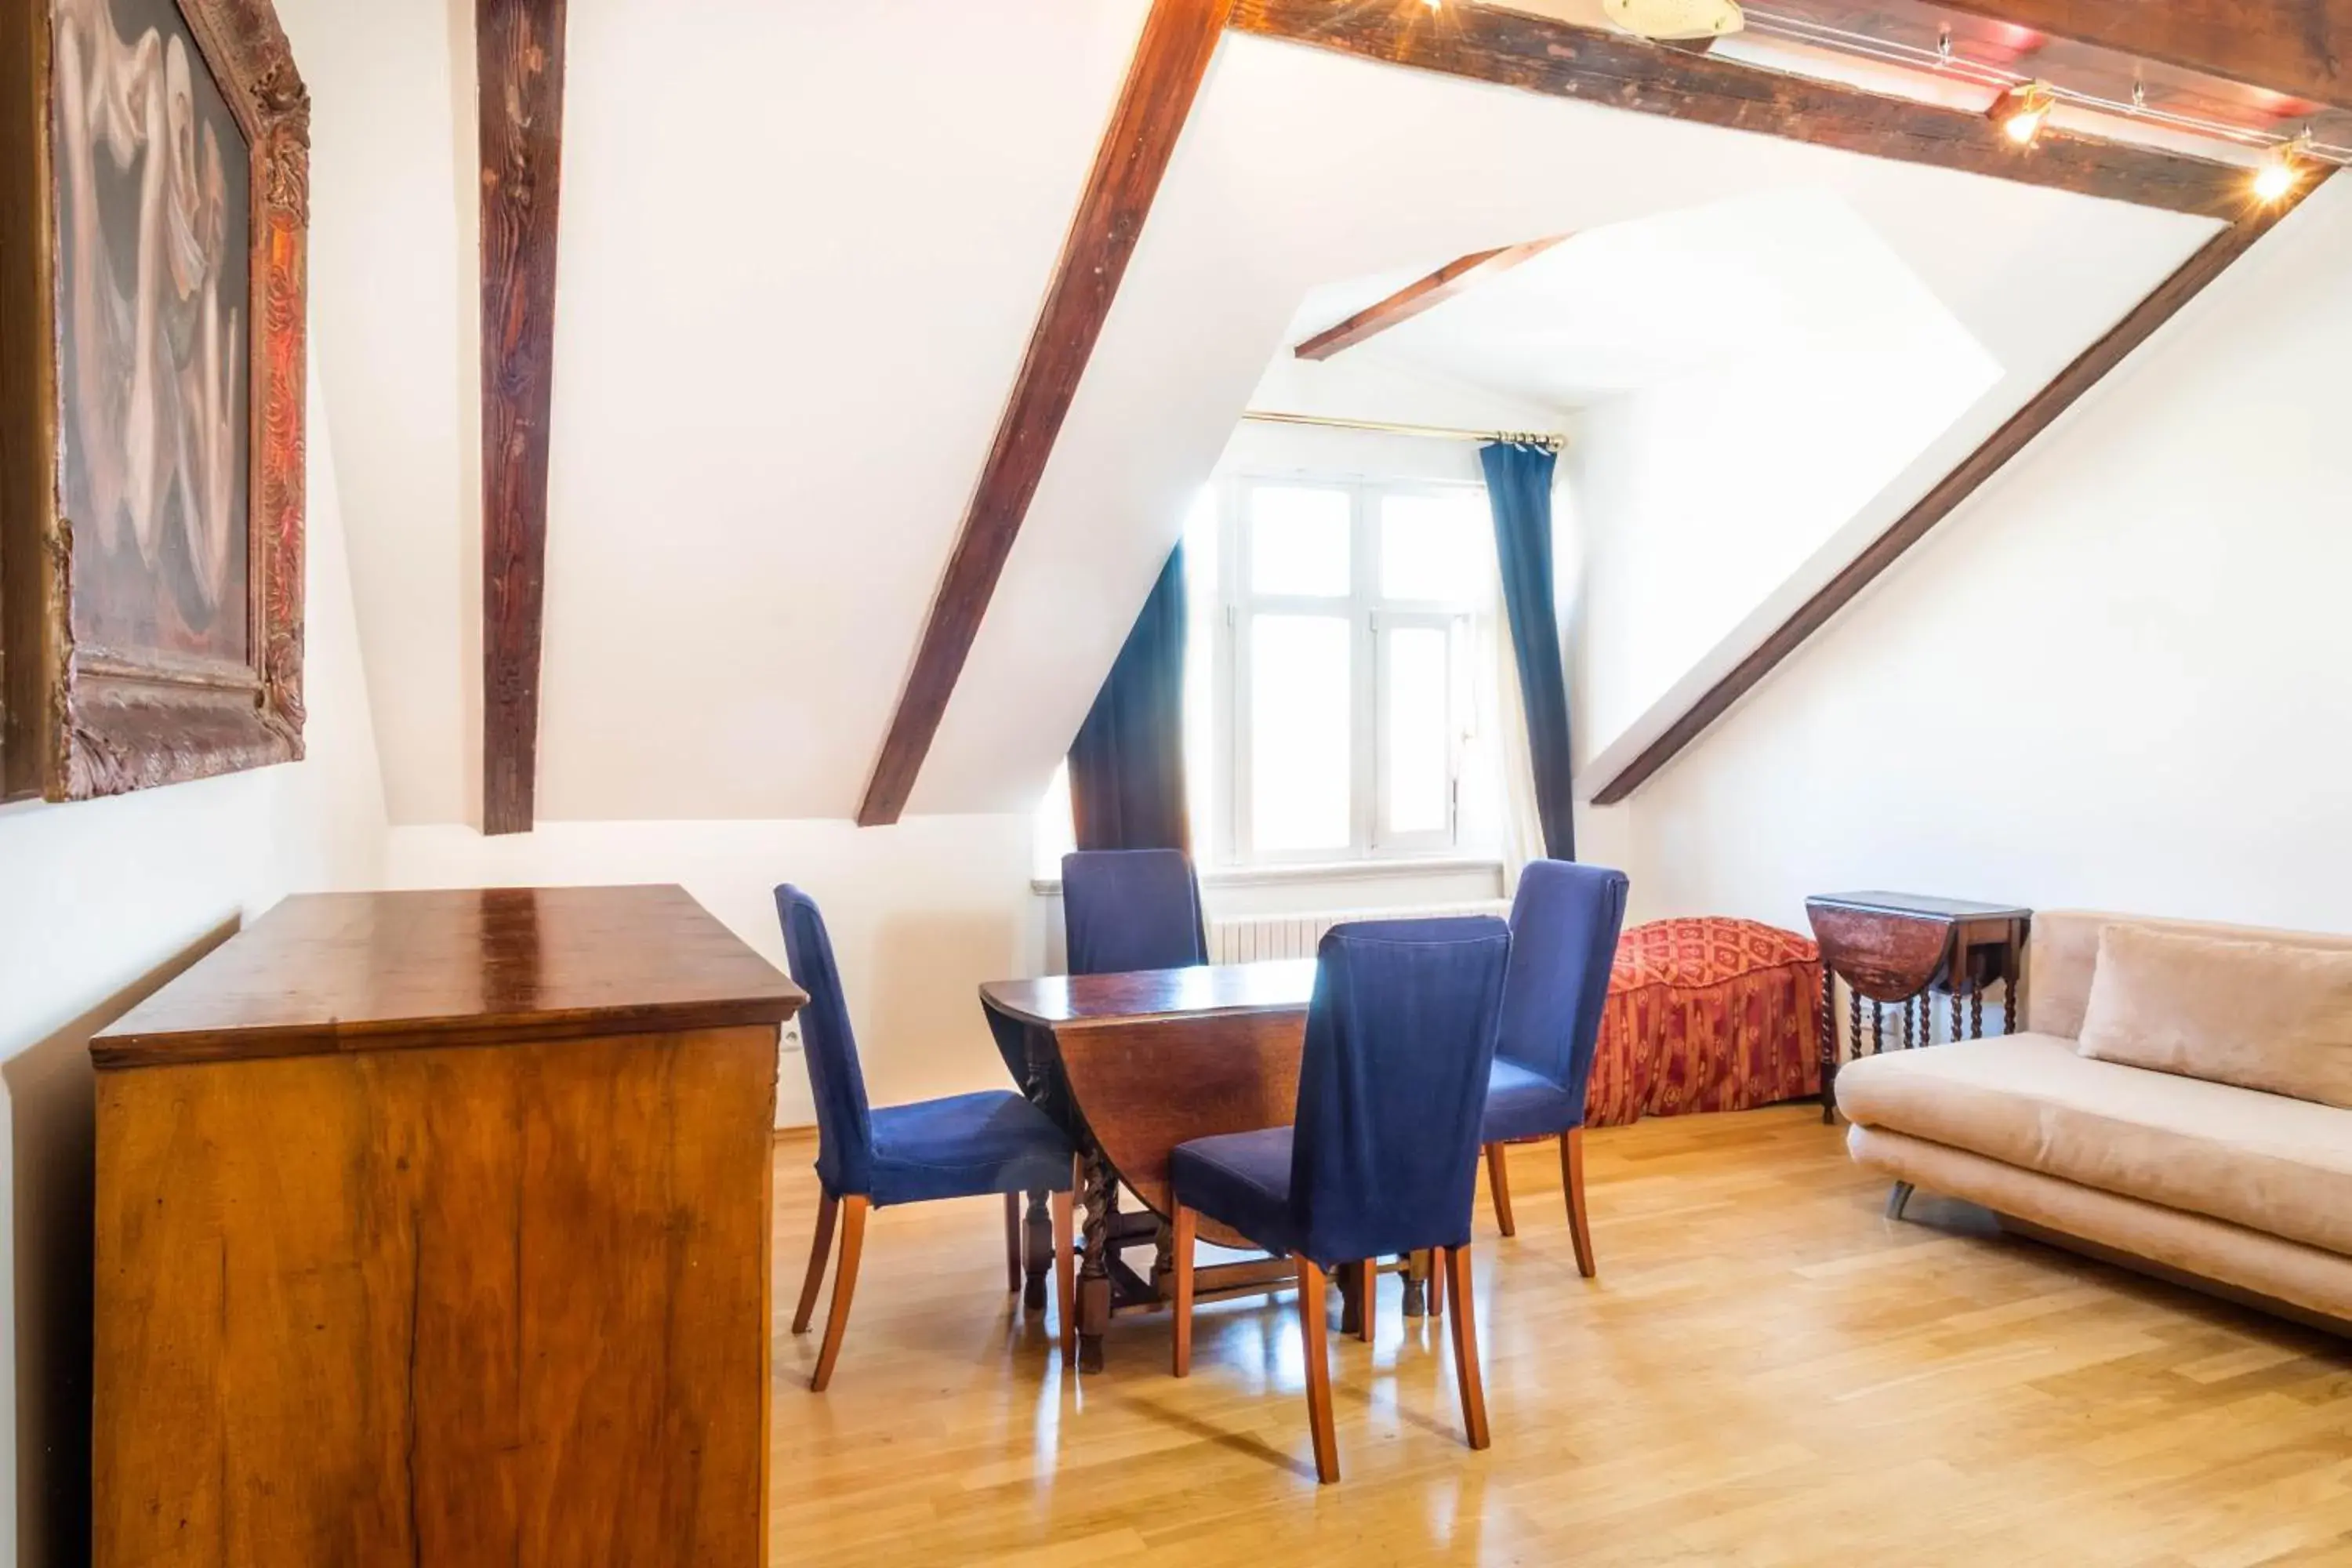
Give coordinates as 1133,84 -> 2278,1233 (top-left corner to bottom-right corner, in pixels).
1169,1127 -> 1302,1257
1479,862 -> 1632,1147
869,1091 -> 1073,1208
1480,1057 -> 1584,1145
777,884 -> 1074,1210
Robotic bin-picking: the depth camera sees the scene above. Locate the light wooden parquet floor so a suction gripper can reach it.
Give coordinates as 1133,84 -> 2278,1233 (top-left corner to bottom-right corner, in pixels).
768,1107 -> 2352,1566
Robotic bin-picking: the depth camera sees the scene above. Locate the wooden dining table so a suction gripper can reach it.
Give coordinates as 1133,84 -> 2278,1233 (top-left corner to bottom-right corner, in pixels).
981,960 -> 1437,1372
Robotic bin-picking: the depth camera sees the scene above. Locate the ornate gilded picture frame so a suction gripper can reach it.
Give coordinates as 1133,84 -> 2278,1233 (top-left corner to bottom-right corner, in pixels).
1,0 -> 307,802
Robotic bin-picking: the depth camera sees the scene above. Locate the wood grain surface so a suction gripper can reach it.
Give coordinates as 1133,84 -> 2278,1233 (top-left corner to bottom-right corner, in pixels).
982,960 -> 1314,1029
480,0 -> 569,835
1229,0 -> 2256,219
93,885 -> 802,1068
1927,0 -> 2352,111
1808,902 -> 1955,1002
1060,1010 -> 1308,1247
94,1025 -> 779,1568
857,0 -> 1236,826
768,1107 -> 2352,1562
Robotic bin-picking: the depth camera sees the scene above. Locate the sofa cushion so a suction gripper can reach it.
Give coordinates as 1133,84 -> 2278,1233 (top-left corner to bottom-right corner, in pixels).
1835,1035 -> 2352,1258
2078,925 -> 2352,1110
2023,910 -> 2352,1040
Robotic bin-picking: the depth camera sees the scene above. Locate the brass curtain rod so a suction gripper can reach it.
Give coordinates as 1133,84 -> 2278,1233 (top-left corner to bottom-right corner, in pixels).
1240,409 -> 1564,448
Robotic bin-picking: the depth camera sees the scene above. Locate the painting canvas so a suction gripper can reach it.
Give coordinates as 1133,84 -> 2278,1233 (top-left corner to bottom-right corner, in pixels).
54,0 -> 252,666
0,0 -> 304,802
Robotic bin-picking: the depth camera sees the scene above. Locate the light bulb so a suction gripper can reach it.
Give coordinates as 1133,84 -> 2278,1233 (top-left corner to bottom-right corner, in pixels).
1987,83 -> 2056,148
2253,144 -> 2306,202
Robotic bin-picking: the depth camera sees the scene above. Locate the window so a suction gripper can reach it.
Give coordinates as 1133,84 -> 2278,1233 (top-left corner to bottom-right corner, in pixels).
1203,476 -> 1491,865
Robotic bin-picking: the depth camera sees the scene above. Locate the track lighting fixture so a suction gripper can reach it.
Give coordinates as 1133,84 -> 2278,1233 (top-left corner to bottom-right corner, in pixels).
1987,82 -> 2056,147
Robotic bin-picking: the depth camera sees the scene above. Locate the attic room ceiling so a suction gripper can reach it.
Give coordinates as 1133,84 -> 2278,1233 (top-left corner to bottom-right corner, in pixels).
861,0 -> 2336,829
1276,190 -> 2005,414
904,28 -> 2219,819
336,0 -> 2325,831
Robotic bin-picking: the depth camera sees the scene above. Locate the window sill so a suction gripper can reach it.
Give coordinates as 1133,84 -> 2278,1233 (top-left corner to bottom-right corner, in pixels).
1030,855 -> 1503,898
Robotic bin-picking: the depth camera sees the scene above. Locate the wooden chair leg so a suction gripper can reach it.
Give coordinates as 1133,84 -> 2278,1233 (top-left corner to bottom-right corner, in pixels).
1295,1258 -> 1339,1483
810,1195 -> 868,1392
1562,1127 -> 1596,1279
1171,1205 -> 1197,1377
1485,1143 -> 1517,1239
1004,1192 -> 1023,1293
1428,1246 -> 1446,1318
1443,1244 -> 1490,1451
791,1192 -> 838,1335
1053,1185 -> 1076,1361
1358,1261 -> 1377,1343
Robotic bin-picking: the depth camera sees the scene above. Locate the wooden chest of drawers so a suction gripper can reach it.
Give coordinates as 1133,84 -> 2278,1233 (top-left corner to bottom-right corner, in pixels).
89,885 -> 803,1567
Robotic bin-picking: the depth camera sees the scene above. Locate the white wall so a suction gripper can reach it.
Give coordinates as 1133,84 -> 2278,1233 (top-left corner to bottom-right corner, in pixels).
291,0 -> 480,826
0,361 -> 387,1563
383,816 -> 1043,1127
1566,194 -> 2002,753
1624,180 -> 2352,937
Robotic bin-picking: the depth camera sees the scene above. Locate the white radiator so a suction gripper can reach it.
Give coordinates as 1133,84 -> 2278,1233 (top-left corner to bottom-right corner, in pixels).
1207,901 -> 1511,964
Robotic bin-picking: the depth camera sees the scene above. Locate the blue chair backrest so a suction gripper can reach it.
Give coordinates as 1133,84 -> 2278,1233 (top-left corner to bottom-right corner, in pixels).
1062,849 -> 1209,975
775,886 -> 875,1197
1496,862 -> 1630,1109
1289,916 -> 1512,1265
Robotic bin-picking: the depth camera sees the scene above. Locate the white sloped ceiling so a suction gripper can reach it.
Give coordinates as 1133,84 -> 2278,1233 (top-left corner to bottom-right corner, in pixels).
328,4 -> 2222,826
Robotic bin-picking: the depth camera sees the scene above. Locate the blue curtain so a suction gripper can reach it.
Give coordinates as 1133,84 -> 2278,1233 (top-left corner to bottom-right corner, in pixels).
1480,441 -> 1577,861
1069,544 -> 1191,851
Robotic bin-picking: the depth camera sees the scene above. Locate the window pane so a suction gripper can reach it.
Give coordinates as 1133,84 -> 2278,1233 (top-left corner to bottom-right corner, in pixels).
1385,626 -> 1450,836
1380,492 -> 1485,604
1250,486 -> 1351,597
1250,615 -> 1351,853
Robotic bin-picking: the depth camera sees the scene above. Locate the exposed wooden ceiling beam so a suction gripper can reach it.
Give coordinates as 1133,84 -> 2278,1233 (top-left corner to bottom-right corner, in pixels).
1294,238 -> 1565,360
1229,0 -> 2259,220
1588,172 -> 2331,807
857,0 -> 1236,828
1928,0 -> 2352,112
480,0 -> 570,836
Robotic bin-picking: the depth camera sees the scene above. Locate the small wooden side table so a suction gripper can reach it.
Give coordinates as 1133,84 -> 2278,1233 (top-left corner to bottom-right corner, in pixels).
1806,892 -> 2031,1123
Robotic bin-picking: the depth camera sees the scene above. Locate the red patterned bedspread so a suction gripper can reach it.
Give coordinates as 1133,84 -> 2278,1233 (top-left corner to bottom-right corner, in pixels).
1583,917 -> 1823,1129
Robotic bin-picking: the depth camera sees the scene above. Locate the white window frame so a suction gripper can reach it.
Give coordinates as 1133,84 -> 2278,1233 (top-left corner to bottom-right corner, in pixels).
1212,473 -> 1483,867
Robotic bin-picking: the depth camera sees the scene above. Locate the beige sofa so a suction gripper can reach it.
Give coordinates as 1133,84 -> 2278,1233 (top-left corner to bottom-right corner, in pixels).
1836,909 -> 2352,1330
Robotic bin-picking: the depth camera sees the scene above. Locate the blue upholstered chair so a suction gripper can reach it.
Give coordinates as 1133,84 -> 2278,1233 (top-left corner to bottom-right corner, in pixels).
775,886 -> 1077,1391
1477,861 -> 1631,1276
1061,849 -> 1208,975
1167,916 -> 1512,1483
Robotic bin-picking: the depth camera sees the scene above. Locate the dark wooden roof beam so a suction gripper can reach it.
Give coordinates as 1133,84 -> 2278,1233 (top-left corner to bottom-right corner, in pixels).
1229,0 -> 2263,220
1293,237 -> 1565,361
858,0 -> 1237,827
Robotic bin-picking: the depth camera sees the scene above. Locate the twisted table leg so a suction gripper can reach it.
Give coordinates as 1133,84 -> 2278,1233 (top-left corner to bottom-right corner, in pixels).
1077,1149 -> 1116,1374
1022,1190 -> 1051,1313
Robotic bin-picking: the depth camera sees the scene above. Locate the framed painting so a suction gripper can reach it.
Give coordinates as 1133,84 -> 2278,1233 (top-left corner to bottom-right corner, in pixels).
0,0 -> 307,802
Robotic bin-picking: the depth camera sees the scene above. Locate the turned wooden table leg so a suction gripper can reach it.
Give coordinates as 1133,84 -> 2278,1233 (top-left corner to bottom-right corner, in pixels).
1820,962 -> 1838,1124
1077,1149 -> 1116,1374
1022,1189 -> 1052,1313
1338,1260 -> 1364,1340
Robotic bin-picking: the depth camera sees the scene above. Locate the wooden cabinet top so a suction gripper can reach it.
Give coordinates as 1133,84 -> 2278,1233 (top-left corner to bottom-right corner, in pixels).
93,885 -> 805,1070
